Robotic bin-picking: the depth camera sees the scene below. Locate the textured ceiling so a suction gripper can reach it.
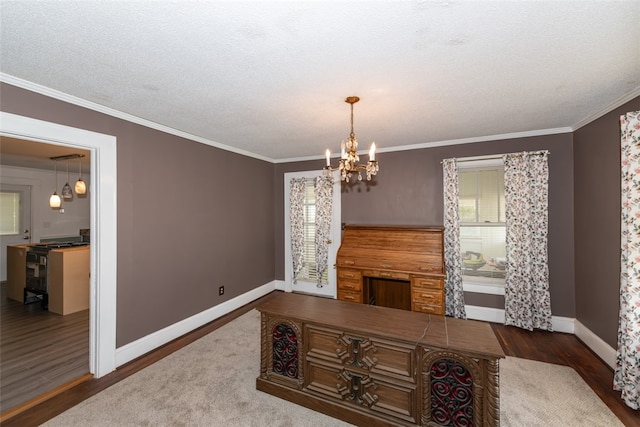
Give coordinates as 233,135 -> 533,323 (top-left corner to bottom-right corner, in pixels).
1,1 -> 639,163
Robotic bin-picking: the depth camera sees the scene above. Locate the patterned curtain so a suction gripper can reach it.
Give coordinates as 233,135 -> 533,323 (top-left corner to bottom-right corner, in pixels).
289,178 -> 307,283
503,151 -> 552,331
442,158 -> 466,319
616,110 -> 640,410
314,176 -> 334,287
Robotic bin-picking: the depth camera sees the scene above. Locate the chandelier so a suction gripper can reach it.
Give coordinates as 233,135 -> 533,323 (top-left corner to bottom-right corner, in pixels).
324,96 -> 378,182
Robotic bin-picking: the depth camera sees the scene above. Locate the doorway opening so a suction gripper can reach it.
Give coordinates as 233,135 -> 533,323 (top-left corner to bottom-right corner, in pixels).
0,112 -> 117,386
284,169 -> 342,299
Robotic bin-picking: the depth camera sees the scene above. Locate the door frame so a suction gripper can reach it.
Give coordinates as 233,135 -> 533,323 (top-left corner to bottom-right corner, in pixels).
0,111 -> 117,377
284,169 -> 341,298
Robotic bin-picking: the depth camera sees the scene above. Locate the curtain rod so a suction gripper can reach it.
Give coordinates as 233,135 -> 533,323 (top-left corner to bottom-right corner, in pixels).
442,150 -> 549,164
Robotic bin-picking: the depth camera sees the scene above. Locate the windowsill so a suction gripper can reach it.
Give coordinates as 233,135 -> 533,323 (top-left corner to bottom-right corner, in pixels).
462,277 -> 505,295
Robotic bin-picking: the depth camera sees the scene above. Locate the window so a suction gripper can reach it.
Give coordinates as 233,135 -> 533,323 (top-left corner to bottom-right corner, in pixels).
0,191 -> 21,236
296,179 -> 328,285
458,162 -> 506,284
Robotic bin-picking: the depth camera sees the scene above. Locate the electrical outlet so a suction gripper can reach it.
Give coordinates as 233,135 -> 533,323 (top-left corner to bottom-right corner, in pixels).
218,286 -> 224,295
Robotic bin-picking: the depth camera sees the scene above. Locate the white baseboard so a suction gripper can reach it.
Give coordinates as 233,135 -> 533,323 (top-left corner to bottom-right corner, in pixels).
466,305 -> 618,367
465,305 -> 574,333
114,288 -> 617,372
115,281 -> 277,368
551,315 -> 575,334
574,320 -> 617,369
465,305 -> 506,323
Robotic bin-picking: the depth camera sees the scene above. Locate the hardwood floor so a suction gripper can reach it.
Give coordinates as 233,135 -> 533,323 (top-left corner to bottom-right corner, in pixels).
0,282 -> 89,415
491,324 -> 638,426
2,291 -> 638,426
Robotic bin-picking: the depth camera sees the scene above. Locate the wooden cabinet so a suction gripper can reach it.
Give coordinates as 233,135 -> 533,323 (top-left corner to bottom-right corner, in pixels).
257,293 -> 504,427
304,324 -> 420,423
336,268 -> 362,303
5,244 -> 89,315
336,226 -> 445,315
48,246 -> 90,315
411,276 -> 444,314
7,244 -> 29,302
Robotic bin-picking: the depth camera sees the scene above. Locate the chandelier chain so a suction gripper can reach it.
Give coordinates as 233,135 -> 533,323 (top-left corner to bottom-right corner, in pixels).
350,102 -> 355,139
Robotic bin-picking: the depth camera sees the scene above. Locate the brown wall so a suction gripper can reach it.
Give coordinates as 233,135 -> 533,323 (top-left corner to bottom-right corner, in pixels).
1,83 -> 275,347
574,96 -> 640,347
275,133 -> 576,317
3,80 -> 634,351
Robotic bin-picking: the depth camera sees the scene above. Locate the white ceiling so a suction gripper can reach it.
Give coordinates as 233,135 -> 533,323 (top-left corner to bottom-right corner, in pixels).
1,1 -> 639,164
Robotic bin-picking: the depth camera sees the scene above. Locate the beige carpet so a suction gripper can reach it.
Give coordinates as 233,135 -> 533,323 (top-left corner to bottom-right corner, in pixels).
43,310 -> 623,427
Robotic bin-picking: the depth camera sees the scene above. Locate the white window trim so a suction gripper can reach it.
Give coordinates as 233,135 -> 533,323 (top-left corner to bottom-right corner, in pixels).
463,280 -> 505,295
456,156 -> 503,170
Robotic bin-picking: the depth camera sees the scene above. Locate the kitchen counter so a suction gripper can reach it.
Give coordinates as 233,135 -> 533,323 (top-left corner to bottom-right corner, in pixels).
6,244 -> 90,315
48,245 -> 90,315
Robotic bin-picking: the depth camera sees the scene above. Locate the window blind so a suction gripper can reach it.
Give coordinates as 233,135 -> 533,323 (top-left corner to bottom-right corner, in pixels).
299,180 -> 328,284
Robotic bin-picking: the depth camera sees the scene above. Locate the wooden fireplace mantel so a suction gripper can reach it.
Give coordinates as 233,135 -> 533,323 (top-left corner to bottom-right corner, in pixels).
336,225 -> 445,314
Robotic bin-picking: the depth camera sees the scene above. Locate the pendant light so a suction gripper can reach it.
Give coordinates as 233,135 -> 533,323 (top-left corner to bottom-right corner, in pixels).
61,160 -> 73,200
75,157 -> 87,195
49,160 -> 62,208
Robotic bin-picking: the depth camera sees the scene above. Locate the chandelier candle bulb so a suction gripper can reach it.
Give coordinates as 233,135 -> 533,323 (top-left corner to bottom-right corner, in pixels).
370,143 -> 376,161
326,149 -> 331,166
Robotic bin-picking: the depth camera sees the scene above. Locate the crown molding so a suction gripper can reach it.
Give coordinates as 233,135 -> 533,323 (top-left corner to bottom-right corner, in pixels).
0,73 -> 274,163
275,127 -> 572,164
4,73 -> 637,165
571,85 -> 640,131
377,127 -> 573,153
